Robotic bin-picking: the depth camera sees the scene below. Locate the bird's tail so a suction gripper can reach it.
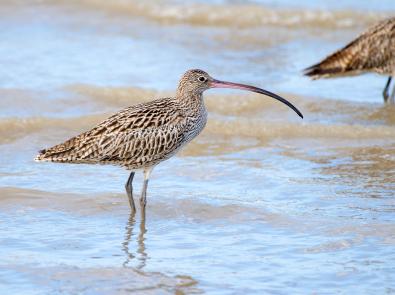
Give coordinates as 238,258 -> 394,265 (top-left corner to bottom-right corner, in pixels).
34,149 -> 49,162
34,136 -> 79,162
304,40 -> 361,79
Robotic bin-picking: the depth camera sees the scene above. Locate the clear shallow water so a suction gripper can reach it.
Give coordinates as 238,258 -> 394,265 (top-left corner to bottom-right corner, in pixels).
0,0 -> 395,294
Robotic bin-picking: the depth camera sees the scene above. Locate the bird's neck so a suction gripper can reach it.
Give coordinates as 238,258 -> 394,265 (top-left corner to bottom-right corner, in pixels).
176,92 -> 206,115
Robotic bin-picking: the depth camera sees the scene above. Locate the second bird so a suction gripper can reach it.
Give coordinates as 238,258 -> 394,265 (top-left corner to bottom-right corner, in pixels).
304,17 -> 395,103
35,69 -> 303,215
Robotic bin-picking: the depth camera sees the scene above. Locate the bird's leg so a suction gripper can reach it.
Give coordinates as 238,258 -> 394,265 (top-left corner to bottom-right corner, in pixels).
125,172 -> 136,214
140,167 -> 153,218
383,76 -> 392,103
389,78 -> 395,104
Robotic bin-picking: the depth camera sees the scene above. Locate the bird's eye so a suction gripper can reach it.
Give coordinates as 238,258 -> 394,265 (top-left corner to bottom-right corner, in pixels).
198,76 -> 207,82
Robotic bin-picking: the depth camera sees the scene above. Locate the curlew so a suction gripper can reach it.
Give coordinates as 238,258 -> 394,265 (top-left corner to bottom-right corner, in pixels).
304,17 -> 395,103
35,69 -> 303,214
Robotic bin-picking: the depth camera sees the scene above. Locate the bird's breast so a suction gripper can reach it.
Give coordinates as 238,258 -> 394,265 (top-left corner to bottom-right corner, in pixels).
183,106 -> 208,143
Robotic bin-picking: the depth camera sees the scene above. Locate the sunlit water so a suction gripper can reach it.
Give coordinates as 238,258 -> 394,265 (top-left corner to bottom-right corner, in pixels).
0,0 -> 395,294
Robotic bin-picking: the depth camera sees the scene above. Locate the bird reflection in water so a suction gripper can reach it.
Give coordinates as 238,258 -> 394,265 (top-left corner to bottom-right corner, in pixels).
122,211 -> 147,269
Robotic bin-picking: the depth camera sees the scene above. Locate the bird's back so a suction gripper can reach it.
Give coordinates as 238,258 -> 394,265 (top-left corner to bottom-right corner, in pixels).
35,97 -> 206,170
305,17 -> 395,78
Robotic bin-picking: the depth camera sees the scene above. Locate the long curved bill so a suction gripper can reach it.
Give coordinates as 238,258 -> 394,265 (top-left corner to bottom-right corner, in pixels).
209,79 -> 303,119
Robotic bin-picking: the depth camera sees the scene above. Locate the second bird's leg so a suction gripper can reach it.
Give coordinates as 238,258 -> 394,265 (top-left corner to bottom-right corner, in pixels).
383,76 -> 392,103
125,172 -> 136,214
390,79 -> 395,104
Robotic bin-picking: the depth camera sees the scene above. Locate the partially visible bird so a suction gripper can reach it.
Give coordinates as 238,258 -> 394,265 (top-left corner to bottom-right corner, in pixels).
35,69 -> 303,215
304,17 -> 395,103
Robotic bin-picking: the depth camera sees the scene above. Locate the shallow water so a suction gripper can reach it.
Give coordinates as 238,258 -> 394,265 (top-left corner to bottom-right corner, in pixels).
1,0 -> 395,294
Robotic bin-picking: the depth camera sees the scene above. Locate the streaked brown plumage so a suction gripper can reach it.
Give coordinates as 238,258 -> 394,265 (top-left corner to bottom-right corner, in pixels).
35,69 -> 303,215
304,17 -> 395,103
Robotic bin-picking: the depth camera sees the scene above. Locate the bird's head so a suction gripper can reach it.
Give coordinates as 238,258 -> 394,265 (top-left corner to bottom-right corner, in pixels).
176,69 -> 303,118
177,69 -> 212,95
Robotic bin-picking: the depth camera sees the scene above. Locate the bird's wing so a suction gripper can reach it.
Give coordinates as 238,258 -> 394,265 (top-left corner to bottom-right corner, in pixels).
35,98 -> 186,164
95,124 -> 185,167
304,17 -> 395,78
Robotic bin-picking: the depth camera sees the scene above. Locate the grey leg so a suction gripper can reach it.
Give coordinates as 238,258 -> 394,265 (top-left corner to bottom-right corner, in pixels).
383,76 -> 392,103
140,167 -> 153,218
125,172 -> 136,213
389,81 -> 395,104
140,179 -> 149,208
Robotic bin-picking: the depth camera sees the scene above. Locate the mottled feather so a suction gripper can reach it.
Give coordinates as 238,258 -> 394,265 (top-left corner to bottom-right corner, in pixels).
35,82 -> 208,170
304,17 -> 395,78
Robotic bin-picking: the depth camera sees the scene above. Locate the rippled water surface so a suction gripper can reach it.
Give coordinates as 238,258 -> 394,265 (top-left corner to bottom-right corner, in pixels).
1,0 -> 395,294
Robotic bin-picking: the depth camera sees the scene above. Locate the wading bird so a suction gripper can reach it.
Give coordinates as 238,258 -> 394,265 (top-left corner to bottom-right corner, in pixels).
304,17 -> 395,103
35,69 -> 303,215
